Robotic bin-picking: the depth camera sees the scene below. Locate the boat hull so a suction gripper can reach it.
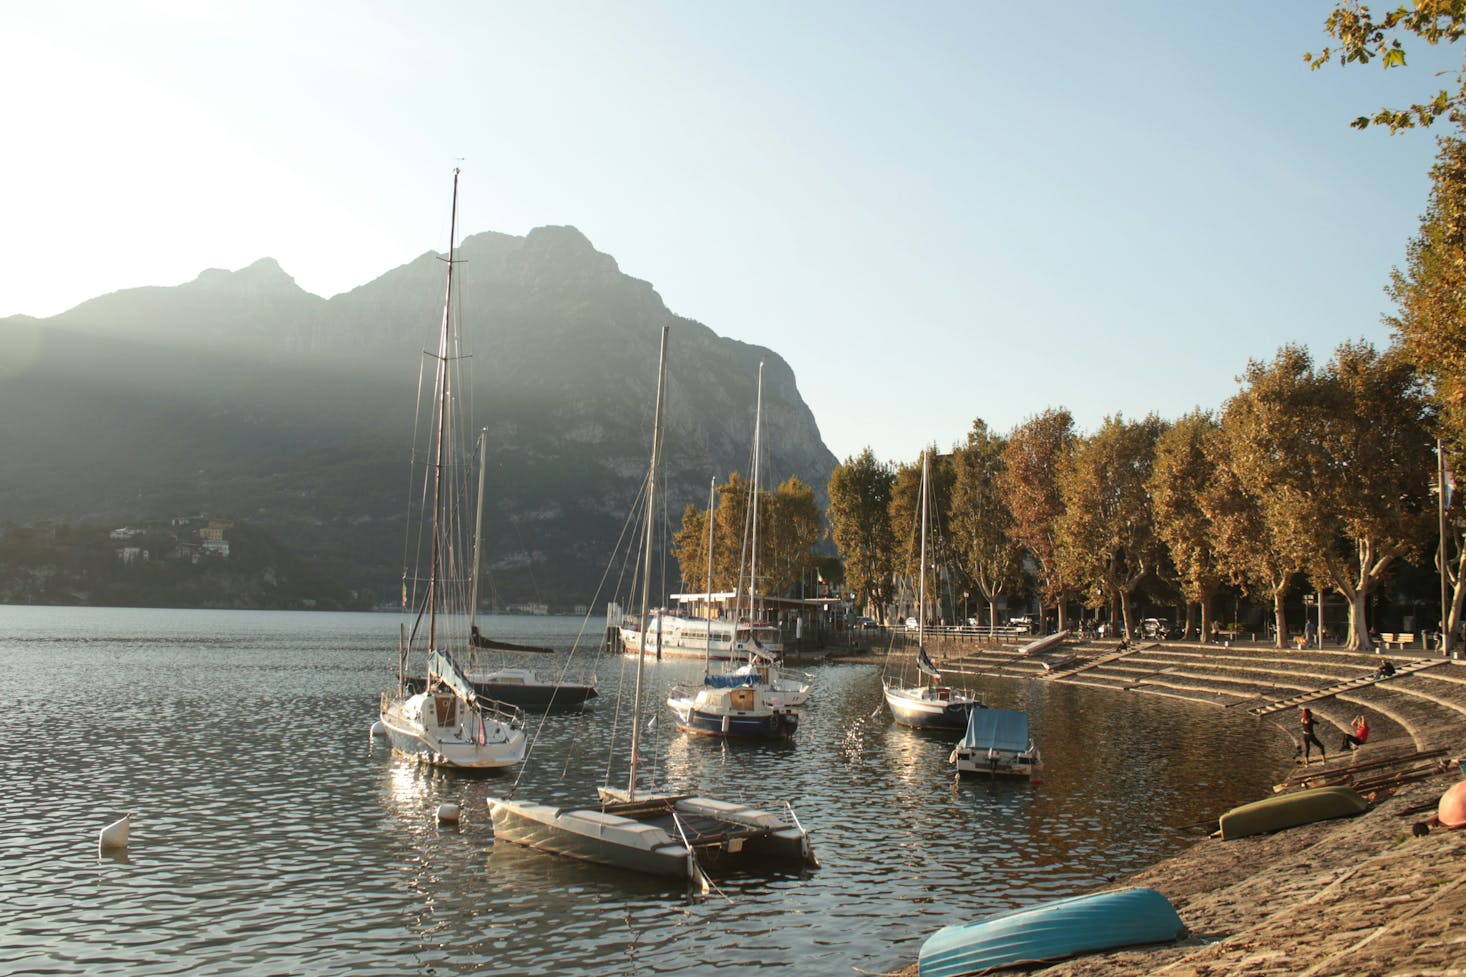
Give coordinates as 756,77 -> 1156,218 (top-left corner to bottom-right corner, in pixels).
884,684 -> 979,730
487,793 -> 814,879
379,693 -> 527,770
918,887 -> 1186,977
406,674 -> 597,709
1218,785 -> 1368,840
671,704 -> 798,739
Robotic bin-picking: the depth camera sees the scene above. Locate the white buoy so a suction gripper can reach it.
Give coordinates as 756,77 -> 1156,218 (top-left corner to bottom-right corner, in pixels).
436,803 -> 461,824
99,813 -> 131,853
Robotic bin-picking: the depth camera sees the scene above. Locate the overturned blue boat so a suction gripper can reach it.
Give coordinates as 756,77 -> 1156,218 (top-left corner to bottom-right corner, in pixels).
918,887 -> 1187,977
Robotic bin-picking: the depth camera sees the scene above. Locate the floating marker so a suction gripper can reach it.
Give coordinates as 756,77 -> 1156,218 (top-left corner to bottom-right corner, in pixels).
436,803 -> 461,824
99,813 -> 131,853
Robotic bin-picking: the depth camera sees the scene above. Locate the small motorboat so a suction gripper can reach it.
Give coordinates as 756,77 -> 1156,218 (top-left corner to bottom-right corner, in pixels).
1218,785 -> 1368,841
918,887 -> 1186,977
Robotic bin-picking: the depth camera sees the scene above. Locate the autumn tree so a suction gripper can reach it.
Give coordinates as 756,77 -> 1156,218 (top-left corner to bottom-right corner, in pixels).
950,418 -> 1021,628
1055,414 -> 1166,639
1217,343 -> 1432,648
672,472 -> 822,599
827,448 -> 897,619
1150,411 -> 1226,641
1389,135 -> 1466,451
1307,2 -> 1466,131
1000,408 -> 1077,631
1312,342 -> 1434,643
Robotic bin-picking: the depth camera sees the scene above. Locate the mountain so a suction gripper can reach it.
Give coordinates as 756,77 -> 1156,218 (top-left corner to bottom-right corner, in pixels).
0,227 -> 838,610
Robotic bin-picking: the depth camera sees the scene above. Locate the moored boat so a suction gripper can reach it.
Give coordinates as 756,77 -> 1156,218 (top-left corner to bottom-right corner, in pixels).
918,887 -> 1187,977
666,683 -> 799,739
950,706 -> 1040,779
1218,785 -> 1369,840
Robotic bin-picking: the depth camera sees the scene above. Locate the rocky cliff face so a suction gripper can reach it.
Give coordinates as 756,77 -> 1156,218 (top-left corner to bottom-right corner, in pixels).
0,226 -> 837,608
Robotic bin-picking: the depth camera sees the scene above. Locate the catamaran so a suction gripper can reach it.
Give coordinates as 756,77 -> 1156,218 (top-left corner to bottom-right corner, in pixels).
487,327 -> 816,884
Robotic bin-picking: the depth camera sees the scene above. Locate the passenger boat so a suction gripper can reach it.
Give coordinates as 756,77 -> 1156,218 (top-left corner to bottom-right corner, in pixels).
619,610 -> 781,661
1218,785 -> 1368,840
918,887 -> 1187,977
949,707 -> 1040,779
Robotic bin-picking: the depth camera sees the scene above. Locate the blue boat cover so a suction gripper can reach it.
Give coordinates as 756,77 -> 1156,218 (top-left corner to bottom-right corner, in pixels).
960,707 -> 1029,753
704,672 -> 755,689
919,887 -> 1186,977
427,649 -> 478,706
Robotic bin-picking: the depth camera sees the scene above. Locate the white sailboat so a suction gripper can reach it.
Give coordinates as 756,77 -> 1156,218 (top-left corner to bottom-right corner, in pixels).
459,429 -> 598,710
882,451 -> 983,730
377,169 -> 528,770
488,327 -> 816,882
667,362 -> 807,737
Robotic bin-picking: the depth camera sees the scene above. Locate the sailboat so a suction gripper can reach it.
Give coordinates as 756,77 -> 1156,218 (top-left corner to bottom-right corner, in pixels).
488,327 -> 816,881
377,169 -> 528,771
456,429 -> 598,710
667,363 -> 806,738
882,451 -> 983,730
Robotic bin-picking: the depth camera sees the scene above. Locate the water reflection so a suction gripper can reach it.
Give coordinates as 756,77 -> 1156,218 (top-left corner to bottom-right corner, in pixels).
0,606 -> 1291,977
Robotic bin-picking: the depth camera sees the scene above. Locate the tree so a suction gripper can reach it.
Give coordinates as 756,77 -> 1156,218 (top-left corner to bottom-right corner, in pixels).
761,476 -> 822,597
1055,414 -> 1166,639
1311,342 -> 1434,644
671,472 -> 822,599
950,419 -> 1021,628
1306,2 -> 1466,131
1216,343 -> 1433,648
827,448 -> 897,619
889,446 -> 957,622
1388,135 -> 1466,451
1000,408 -> 1077,631
1150,410 -> 1226,641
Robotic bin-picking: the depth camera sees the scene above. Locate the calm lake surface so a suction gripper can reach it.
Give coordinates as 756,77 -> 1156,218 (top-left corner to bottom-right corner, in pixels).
0,605 -> 1290,976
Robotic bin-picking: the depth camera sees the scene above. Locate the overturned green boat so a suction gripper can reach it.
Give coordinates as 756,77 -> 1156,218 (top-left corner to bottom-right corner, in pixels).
1219,785 -> 1368,841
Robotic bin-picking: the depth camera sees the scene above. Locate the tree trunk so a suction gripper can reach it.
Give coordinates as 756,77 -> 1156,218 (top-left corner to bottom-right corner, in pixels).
1198,599 -> 1211,645
1273,590 -> 1287,649
1346,586 -> 1369,651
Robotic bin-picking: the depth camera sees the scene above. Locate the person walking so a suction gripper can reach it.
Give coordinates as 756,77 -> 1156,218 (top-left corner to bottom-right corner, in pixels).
1341,713 -> 1371,752
1299,707 -> 1326,764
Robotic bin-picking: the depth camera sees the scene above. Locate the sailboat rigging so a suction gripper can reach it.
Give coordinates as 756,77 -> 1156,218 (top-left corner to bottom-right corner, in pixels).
487,326 -> 816,882
882,450 -> 983,729
377,168 -> 528,770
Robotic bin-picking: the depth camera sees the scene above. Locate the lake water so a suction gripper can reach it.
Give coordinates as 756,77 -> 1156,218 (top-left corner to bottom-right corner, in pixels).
0,605 -> 1290,976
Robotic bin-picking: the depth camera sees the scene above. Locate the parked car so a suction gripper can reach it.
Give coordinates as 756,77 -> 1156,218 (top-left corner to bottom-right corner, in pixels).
1008,615 -> 1034,634
1141,618 -> 1171,639
904,616 -> 920,631
856,617 -> 881,630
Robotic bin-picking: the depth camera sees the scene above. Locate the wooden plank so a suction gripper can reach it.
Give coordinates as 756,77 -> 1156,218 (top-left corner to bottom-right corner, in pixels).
1250,659 -> 1448,716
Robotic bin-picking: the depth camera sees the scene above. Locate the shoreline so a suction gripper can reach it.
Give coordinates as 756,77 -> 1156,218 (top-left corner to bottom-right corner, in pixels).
864,636 -> 1466,976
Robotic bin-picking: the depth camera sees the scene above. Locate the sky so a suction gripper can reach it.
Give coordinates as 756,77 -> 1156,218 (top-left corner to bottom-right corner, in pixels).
3,2 -> 1461,464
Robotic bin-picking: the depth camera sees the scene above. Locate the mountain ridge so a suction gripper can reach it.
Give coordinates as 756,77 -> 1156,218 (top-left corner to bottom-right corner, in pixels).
0,225 -> 837,609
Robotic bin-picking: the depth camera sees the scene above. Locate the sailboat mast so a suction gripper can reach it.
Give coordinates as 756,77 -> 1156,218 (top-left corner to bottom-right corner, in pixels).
918,451 -> 929,650
470,427 -> 488,635
628,324 -> 669,800
426,167 -> 462,656
705,477 -> 715,663
749,361 -> 764,622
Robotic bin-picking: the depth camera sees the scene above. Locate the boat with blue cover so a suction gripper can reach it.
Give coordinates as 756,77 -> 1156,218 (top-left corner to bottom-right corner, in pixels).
949,707 -> 1040,779
918,887 -> 1187,977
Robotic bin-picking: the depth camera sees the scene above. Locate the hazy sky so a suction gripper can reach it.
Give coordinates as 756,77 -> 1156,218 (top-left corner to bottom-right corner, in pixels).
3,2 -> 1458,464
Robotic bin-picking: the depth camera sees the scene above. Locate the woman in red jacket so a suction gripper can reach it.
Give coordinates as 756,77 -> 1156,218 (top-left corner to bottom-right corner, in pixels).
1341,714 -> 1370,752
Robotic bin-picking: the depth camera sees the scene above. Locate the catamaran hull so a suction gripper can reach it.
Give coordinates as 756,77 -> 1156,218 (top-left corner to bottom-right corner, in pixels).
487,800 -> 694,878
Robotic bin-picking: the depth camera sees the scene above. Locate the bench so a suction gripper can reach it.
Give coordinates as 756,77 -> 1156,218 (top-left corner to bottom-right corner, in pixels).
1380,633 -> 1415,650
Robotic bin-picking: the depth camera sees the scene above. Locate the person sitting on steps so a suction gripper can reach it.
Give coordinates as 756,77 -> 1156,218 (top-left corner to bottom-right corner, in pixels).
1341,713 -> 1370,752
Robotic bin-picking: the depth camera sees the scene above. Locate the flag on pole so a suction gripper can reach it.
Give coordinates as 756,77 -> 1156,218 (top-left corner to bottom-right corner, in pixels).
916,645 -> 941,679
